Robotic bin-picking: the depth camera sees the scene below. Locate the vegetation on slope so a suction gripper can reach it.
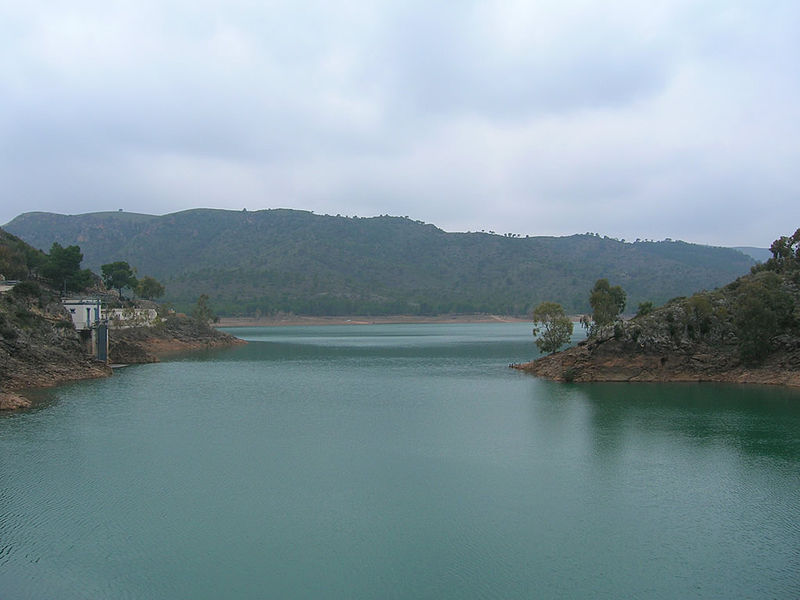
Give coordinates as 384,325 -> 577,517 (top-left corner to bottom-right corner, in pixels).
621,229 -> 800,365
0,228 -> 46,280
1,231 -> 111,403
0,277 -> 111,405
518,229 -> 800,384
5,209 -> 755,316
0,228 -> 238,408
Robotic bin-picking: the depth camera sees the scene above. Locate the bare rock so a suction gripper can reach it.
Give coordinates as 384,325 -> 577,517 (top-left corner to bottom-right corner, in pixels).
0,392 -> 31,410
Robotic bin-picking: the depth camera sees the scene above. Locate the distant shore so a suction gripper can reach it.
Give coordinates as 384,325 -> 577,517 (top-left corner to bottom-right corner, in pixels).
215,314 -> 529,328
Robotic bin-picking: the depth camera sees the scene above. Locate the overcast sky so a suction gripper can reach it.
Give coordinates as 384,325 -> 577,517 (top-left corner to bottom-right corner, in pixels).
1,1 -> 798,247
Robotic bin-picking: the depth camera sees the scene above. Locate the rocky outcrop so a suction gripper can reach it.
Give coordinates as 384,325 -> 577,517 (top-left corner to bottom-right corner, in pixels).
0,227 -> 243,409
108,315 -> 245,364
1,287 -> 112,409
514,329 -> 800,386
515,265 -> 800,387
0,392 -> 33,410
1,289 -> 244,409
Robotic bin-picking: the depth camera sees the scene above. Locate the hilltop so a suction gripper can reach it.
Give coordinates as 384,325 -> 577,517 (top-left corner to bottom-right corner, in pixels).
515,230 -> 800,386
5,209 -> 755,316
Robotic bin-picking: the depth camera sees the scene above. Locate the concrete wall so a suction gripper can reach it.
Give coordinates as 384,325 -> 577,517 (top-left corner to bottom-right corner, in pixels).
107,308 -> 160,329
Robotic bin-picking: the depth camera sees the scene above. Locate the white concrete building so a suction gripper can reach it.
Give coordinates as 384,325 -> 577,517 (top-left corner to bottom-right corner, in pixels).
63,298 -> 102,330
61,297 -> 108,362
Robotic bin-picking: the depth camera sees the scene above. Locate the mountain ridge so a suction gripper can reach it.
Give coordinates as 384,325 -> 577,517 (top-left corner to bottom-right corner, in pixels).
4,209 -> 756,316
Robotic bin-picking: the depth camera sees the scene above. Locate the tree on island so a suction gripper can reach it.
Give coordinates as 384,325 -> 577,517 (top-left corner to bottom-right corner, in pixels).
532,301 -> 574,355
589,278 -> 626,328
101,261 -> 138,299
192,294 -> 216,325
136,275 -> 165,300
636,301 -> 655,317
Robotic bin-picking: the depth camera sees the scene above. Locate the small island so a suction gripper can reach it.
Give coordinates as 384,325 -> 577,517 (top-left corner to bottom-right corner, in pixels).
516,229 -> 800,387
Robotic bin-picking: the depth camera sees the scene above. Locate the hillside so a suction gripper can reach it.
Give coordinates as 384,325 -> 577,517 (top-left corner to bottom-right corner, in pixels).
5,209 -> 755,316
0,227 -> 244,409
0,280 -> 111,408
1,230 -> 111,408
515,230 -> 800,386
0,228 -> 46,280
734,246 -> 772,262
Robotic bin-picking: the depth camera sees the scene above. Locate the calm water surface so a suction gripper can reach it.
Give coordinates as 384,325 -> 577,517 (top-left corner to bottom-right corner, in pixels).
1,323 -> 799,599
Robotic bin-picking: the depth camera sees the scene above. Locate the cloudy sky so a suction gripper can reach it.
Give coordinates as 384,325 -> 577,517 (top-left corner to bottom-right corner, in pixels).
1,1 -> 798,247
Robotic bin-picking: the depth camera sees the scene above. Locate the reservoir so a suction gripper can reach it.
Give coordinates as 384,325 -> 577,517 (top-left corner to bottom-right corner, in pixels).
1,323 -> 799,599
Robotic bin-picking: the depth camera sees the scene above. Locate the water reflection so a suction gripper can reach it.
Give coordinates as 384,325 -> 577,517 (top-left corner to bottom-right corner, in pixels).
555,382 -> 800,463
3,323 -> 798,599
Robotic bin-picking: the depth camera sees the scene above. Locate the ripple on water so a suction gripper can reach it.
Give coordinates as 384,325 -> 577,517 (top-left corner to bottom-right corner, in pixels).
1,325 -> 799,599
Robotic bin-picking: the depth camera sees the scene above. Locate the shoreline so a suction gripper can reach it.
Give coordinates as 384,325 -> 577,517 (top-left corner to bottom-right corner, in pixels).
513,338 -> 800,388
1,363 -> 112,410
2,318 -> 245,411
513,360 -> 800,388
215,314 -> 529,328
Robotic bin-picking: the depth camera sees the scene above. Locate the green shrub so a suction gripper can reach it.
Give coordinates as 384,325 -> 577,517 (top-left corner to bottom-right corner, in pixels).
13,309 -> 44,329
734,273 -> 795,363
11,280 -> 41,298
562,367 -> 579,382
687,294 -> 712,319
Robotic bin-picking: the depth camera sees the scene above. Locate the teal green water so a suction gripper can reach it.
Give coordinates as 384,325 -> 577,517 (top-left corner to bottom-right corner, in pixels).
1,323 -> 799,599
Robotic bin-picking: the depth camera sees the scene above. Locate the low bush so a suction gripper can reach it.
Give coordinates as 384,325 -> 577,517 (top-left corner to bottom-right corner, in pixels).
562,367 -> 579,383
11,280 -> 41,298
0,325 -> 18,339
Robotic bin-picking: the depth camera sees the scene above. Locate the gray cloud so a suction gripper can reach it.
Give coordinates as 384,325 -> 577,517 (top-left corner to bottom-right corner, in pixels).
363,1 -> 672,119
1,1 -> 799,247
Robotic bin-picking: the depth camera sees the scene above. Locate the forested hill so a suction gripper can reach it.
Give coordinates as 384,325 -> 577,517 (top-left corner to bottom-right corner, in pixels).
5,209 -> 755,316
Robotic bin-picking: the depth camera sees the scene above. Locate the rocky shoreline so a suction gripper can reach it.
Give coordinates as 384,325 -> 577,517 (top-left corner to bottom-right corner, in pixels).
513,332 -> 800,387
0,362 -> 112,410
515,248 -> 800,389
109,316 -> 246,364
1,310 -> 244,410
1,290 -> 114,410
